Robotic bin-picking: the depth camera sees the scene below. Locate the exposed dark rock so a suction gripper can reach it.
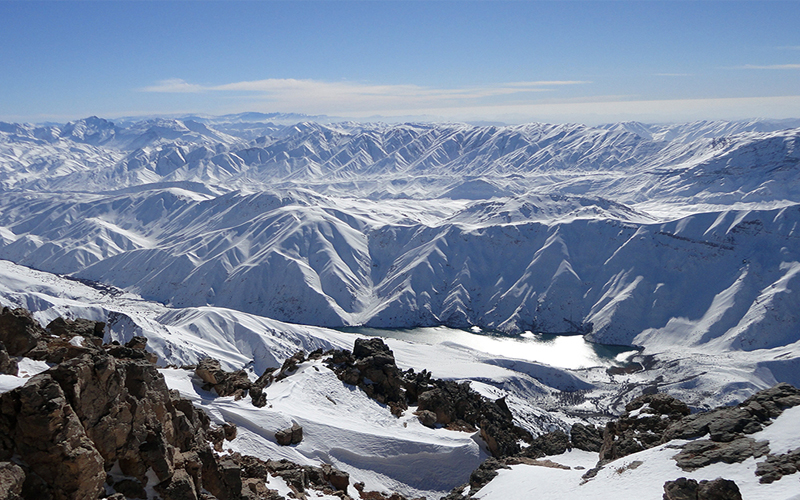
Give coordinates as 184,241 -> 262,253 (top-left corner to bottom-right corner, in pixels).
1,308 -> 407,500
697,478 -> 743,500
249,386 -> 267,407
0,374 -> 106,500
223,422 -> 238,441
0,309 -> 255,500
0,462 -> 25,500
662,383 -> 800,472
519,429 -> 570,459
155,469 -> 199,500
415,409 -> 437,428
417,387 -> 455,424
353,480 -> 422,500
198,450 -> 243,500
124,336 -> 158,364
194,357 -> 258,401
468,458 -> 508,490
111,478 -> 147,499
599,392 -> 690,462
253,367 -> 277,390
46,316 -> 105,338
0,307 -> 45,356
275,423 -> 303,446
663,477 -> 742,500
755,446 -> 800,483
322,463 -> 350,491
0,342 -> 17,376
673,436 -> 769,471
275,351 -> 306,381
663,477 -> 698,500
326,338 -> 531,458
570,423 -> 603,452
664,383 -> 800,443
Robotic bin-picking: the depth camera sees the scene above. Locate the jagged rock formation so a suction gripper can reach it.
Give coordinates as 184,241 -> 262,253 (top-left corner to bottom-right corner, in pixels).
325,337 -> 532,457
0,342 -> 16,376
0,308 -> 356,500
447,383 -> 800,499
195,357 -> 256,400
599,393 -> 691,462
593,384 -> 800,472
569,423 -> 603,452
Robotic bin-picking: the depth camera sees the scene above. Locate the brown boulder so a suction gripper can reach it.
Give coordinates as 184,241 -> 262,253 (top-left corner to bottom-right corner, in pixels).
155,469 -> 199,500
275,423 -> 303,446
570,423 -> 603,452
0,307 -> 45,356
46,317 -> 105,338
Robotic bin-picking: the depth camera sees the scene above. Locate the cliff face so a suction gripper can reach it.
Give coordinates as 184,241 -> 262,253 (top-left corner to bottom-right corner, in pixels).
0,306 -> 228,499
0,307 -> 355,500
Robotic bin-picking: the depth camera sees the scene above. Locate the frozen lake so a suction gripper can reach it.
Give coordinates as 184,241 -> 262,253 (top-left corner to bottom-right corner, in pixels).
342,326 -> 638,370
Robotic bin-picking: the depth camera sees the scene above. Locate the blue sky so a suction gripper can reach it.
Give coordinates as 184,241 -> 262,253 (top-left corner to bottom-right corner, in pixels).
1,1 -> 799,124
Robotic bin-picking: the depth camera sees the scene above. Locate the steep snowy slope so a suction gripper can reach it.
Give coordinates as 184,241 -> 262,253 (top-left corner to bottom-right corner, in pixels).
0,117 -> 799,401
0,186 -> 797,351
3,260 -> 800,498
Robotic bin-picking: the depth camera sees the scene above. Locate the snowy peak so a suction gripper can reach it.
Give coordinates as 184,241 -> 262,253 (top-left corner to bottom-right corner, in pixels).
2,117 -> 800,209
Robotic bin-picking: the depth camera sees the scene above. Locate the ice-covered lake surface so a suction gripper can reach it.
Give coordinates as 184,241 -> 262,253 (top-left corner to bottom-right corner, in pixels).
341,326 -> 638,369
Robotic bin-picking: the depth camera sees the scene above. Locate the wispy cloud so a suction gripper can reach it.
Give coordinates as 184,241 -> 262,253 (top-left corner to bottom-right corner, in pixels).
653,73 -> 692,77
736,64 -> 800,70
140,78 -> 205,93
138,77 -> 591,113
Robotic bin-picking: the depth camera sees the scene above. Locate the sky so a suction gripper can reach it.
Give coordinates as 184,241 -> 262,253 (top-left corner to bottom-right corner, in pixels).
1,0 -> 799,125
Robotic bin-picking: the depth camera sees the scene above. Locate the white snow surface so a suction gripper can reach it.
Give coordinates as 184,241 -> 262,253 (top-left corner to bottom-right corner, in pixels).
2,116 -> 800,497
475,409 -> 800,500
161,365 -> 489,500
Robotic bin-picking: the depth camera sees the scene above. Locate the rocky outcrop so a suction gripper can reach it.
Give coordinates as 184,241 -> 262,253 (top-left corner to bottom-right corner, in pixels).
0,342 -> 17,376
569,423 -> 603,452
0,373 -> 106,499
664,383 -> 800,443
0,310 -> 248,500
0,308 -> 380,500
755,447 -> 800,484
327,338 -> 407,416
662,477 -> 742,500
673,436 -> 769,471
326,338 -> 532,458
519,429 -> 571,459
0,307 -> 46,357
275,423 -> 303,446
599,393 -> 690,462
46,317 -> 105,339
0,462 -> 25,500
195,357 -> 254,399
450,383 -> 800,499
227,454 -> 353,498
666,383 -> 800,472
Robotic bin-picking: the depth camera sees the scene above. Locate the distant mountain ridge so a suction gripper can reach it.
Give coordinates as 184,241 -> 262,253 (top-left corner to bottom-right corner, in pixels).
2,116 -> 800,210
0,116 -> 799,352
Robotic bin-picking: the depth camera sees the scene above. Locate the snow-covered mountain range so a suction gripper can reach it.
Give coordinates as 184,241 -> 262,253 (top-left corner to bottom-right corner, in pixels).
1,117 -> 799,342
2,115 -> 800,498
